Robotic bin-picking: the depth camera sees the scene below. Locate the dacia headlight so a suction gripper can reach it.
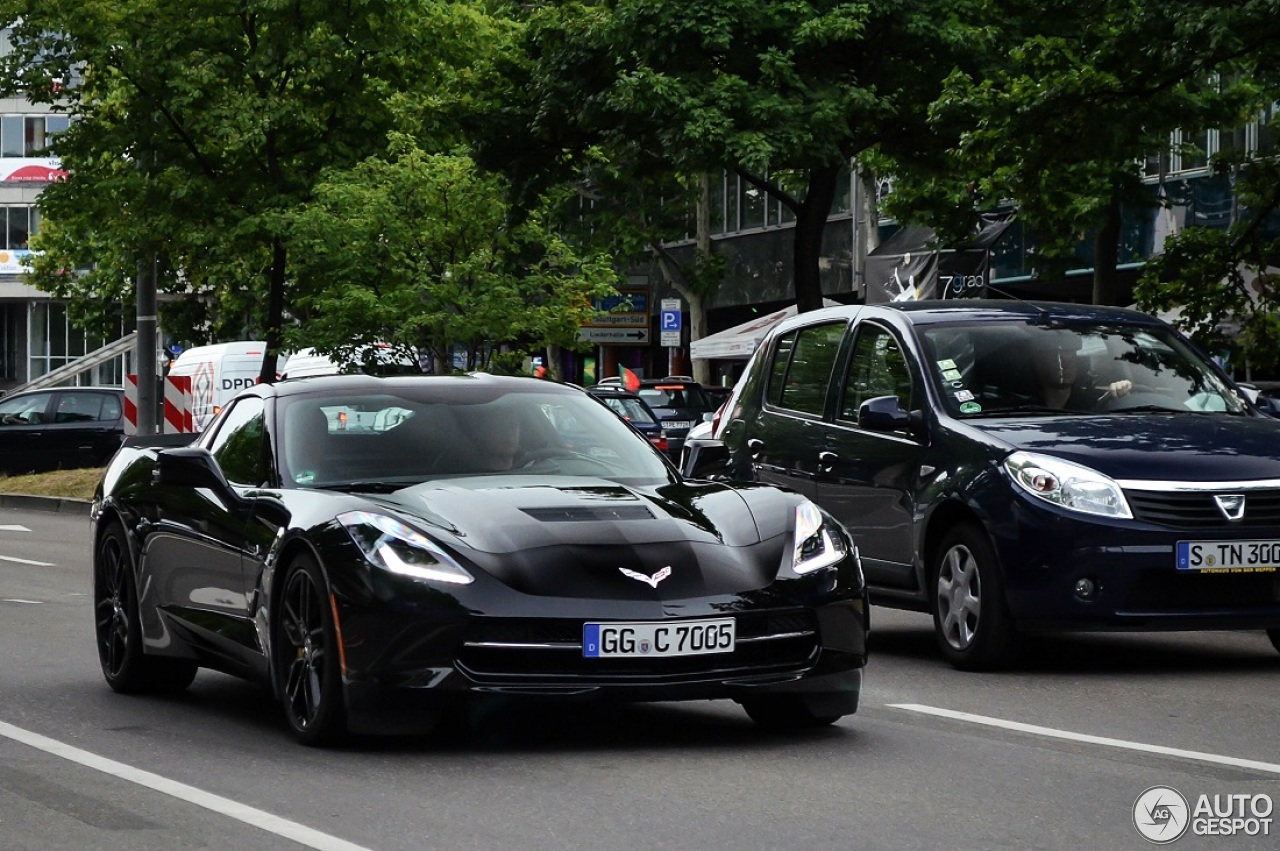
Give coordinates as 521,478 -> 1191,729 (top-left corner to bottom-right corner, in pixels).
337,511 -> 474,585
793,500 -> 848,574
1004,451 -> 1132,519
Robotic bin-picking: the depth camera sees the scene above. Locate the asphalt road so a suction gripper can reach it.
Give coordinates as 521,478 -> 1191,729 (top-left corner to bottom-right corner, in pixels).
2,503 -> 1278,850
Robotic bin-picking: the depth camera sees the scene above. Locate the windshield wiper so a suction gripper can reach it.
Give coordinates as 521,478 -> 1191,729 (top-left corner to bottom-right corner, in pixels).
964,405 -> 1089,417
312,481 -> 415,493
1105,404 -> 1197,414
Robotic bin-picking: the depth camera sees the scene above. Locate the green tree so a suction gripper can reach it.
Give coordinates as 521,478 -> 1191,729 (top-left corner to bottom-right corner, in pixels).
881,0 -> 1277,305
1133,4 -> 1280,372
1,0 -> 492,381
517,0 -> 987,313
287,134 -> 621,372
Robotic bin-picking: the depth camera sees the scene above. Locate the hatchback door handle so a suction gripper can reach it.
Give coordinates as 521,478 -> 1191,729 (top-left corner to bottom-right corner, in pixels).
746,438 -> 764,461
818,451 -> 839,473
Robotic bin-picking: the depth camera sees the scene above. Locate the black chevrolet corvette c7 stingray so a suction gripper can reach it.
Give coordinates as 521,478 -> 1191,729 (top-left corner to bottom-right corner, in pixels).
92,373 -> 868,745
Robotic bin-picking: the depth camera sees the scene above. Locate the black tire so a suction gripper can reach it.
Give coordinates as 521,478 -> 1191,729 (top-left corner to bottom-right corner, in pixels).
1267,628 -> 1280,655
93,523 -> 198,694
931,524 -> 1017,671
740,696 -> 844,730
274,555 -> 347,746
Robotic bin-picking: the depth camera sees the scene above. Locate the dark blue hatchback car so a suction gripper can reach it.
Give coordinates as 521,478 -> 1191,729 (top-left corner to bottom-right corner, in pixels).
685,300 -> 1280,669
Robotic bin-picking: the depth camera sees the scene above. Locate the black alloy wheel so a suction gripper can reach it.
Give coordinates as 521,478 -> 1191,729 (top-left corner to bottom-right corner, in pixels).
274,556 -> 346,746
931,524 -> 1017,671
93,523 -> 197,693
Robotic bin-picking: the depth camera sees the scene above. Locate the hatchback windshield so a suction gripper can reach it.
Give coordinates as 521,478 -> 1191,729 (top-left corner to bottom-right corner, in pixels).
278,388 -> 674,488
918,320 -> 1248,417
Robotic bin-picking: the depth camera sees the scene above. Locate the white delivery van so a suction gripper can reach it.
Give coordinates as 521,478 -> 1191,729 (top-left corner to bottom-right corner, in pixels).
280,343 -> 420,379
167,341 -> 269,431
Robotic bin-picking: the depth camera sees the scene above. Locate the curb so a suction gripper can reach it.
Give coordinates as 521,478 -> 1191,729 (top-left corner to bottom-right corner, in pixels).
0,493 -> 94,515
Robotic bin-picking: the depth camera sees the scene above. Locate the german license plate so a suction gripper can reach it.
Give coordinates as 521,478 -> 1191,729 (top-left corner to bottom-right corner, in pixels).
1176,540 -> 1280,572
583,618 -> 735,658
664,420 -> 694,430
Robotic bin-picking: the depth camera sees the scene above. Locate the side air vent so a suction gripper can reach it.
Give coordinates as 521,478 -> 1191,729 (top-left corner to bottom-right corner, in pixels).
521,506 -> 655,522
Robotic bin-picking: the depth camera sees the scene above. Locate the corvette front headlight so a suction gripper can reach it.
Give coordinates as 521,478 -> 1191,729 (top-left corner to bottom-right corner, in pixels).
793,500 -> 847,574
337,510 -> 474,585
1004,451 -> 1132,519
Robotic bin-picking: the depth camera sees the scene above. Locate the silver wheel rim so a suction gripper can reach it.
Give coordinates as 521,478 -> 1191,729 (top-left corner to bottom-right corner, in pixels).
937,543 -> 981,651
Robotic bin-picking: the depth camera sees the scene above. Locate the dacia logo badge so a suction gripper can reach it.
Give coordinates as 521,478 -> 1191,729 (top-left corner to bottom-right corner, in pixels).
1213,494 -> 1246,522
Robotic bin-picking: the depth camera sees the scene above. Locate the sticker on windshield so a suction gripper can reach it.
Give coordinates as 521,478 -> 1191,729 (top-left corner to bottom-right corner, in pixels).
955,390 -> 974,402
942,369 -> 962,382
936,359 -> 957,371
960,401 -> 982,414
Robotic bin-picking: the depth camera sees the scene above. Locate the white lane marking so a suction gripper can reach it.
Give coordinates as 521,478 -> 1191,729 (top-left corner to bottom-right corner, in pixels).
0,524 -> 32,532
891,703 -> 1280,776
0,554 -> 55,566
2,599 -> 43,605
0,720 -> 375,851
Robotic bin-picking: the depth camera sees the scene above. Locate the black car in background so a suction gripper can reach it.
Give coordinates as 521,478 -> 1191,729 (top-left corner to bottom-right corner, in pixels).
586,385 -> 671,456
92,374 -> 868,744
0,386 -> 126,474
632,377 -> 719,458
685,300 -> 1280,670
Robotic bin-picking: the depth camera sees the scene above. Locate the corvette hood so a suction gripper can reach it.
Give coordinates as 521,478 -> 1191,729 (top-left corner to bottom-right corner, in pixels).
370,475 -> 798,599
970,414 -> 1280,481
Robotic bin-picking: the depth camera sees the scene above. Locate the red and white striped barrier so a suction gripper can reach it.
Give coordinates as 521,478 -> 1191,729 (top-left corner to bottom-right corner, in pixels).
123,374 -> 195,435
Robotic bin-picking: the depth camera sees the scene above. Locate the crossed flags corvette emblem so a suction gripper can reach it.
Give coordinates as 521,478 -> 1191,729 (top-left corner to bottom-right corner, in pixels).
619,566 -> 672,588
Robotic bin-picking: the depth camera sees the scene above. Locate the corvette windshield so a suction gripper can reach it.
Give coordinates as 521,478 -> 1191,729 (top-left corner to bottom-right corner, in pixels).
279,387 -> 673,488
919,320 -> 1249,418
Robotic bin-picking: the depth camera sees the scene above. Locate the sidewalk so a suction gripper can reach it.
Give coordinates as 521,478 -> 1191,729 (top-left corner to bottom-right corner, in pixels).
0,493 -> 93,514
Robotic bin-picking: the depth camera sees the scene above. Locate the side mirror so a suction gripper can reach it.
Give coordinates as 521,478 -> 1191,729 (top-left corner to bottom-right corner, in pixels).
858,395 -> 911,432
155,446 -> 232,491
682,438 -> 733,480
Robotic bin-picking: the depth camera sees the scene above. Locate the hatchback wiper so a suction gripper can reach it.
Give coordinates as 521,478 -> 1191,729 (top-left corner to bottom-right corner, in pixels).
964,405 -> 1088,417
1105,404 -> 1197,414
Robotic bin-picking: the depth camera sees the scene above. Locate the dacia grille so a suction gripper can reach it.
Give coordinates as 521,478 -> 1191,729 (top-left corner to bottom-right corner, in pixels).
1125,489 -> 1280,528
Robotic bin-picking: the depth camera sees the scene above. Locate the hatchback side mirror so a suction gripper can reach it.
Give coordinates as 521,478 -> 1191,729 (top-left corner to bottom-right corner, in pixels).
858,395 -> 911,432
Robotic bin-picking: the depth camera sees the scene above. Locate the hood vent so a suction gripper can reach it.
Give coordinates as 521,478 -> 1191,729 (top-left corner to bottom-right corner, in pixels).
521,506 -> 655,522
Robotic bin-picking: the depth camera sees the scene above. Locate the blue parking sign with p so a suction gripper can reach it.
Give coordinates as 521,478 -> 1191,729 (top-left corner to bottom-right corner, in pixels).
661,310 -> 681,331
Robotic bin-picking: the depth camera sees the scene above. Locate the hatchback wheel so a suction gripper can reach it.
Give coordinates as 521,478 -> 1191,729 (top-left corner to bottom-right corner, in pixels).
274,556 -> 347,746
932,524 -> 1016,671
94,523 -> 197,693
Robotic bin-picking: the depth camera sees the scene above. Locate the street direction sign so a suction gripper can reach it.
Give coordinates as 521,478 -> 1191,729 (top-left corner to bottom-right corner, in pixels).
579,327 -> 650,345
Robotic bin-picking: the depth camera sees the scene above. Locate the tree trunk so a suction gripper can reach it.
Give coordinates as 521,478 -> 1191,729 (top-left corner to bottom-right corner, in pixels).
260,238 -> 287,384
690,175 -> 712,386
544,343 -> 563,382
793,165 -> 841,312
1092,190 -> 1124,306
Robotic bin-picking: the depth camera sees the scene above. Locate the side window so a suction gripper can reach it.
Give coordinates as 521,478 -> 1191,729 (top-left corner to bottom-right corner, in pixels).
207,397 -> 269,486
0,392 -> 52,425
765,332 -> 797,407
840,325 -> 915,422
770,323 -> 845,416
54,391 -> 105,423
